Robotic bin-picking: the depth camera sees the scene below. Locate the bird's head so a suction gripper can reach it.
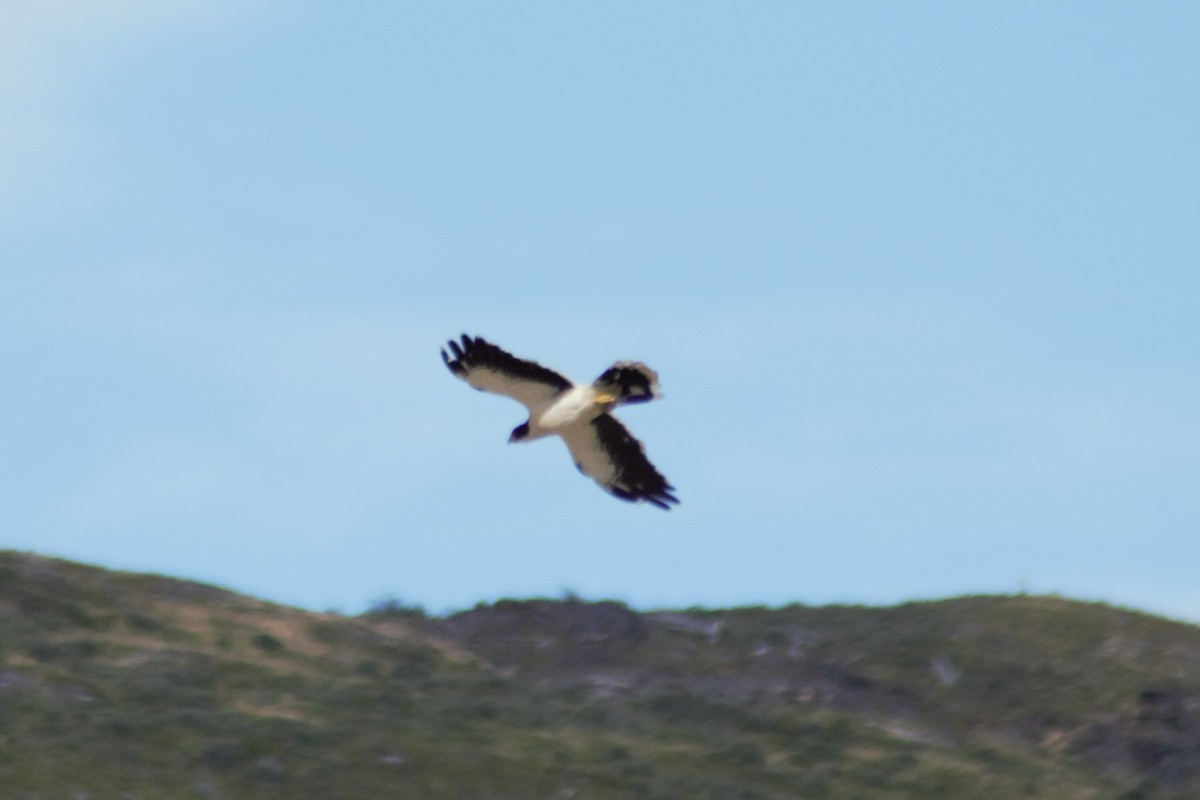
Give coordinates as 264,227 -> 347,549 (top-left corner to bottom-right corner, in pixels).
508,422 -> 530,444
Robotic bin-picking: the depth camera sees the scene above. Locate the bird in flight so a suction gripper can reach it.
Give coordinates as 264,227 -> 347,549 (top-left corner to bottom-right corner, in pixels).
441,335 -> 678,509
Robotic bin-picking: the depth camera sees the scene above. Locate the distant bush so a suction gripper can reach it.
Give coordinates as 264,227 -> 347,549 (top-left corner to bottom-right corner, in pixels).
28,639 -> 101,663
466,701 -> 498,720
764,629 -> 789,648
124,611 -> 163,632
712,741 -> 765,768
13,594 -> 107,631
356,659 -> 382,678
603,745 -> 631,762
365,595 -> 427,621
306,619 -> 341,644
204,741 -> 253,770
640,691 -> 747,727
788,731 -> 846,765
389,660 -> 431,683
252,633 -> 284,654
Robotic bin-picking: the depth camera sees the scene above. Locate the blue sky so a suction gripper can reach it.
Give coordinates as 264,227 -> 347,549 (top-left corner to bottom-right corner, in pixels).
3,3 -> 1198,620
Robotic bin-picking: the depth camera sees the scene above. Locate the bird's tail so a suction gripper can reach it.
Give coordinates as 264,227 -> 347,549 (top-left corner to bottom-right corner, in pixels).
592,361 -> 661,406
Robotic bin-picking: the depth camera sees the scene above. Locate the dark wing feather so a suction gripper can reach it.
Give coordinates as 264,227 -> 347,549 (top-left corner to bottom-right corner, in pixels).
561,413 -> 678,510
441,334 -> 572,411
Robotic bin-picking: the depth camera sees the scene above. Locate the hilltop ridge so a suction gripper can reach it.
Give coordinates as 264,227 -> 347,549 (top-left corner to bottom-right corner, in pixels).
2,550 -> 1198,799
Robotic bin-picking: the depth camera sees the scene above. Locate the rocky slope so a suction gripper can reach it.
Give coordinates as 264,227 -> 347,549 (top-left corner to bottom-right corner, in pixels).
2,550 -> 1198,799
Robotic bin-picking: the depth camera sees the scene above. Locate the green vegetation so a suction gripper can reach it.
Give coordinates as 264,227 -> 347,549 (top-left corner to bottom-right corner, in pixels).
2,550 -> 1199,798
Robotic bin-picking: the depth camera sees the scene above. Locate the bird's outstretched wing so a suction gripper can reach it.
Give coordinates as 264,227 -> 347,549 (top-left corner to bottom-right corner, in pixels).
560,413 -> 679,510
441,334 -> 572,411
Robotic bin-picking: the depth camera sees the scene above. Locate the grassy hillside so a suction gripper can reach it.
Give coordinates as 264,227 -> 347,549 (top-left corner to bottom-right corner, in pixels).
2,550 -> 1199,799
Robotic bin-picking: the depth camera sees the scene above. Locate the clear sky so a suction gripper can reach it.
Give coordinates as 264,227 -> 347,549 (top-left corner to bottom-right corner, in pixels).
3,3 -> 1198,620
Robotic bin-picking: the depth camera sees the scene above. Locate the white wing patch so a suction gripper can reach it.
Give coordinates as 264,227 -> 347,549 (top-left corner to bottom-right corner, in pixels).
442,335 -> 572,412
559,414 -> 678,510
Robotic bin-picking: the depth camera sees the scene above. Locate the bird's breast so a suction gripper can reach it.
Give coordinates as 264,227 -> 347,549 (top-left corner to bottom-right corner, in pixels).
534,387 -> 599,432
